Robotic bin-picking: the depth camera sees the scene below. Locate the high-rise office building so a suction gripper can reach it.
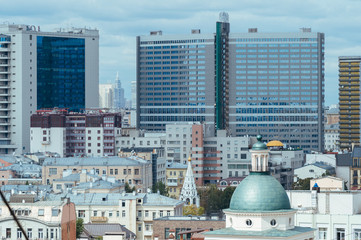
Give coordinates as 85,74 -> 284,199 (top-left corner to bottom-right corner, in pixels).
113,72 -> 126,109
338,56 -> 361,150
99,83 -> 114,108
136,13 -> 325,153
0,24 -> 99,154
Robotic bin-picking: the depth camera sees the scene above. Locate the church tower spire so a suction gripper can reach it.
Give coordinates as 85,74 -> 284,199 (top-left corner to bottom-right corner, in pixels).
179,156 -> 200,207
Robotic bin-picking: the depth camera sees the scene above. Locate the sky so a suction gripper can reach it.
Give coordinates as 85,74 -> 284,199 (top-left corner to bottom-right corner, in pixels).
1,0 -> 361,106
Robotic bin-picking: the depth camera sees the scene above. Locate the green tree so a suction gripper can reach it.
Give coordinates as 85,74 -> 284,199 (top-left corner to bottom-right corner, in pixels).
183,204 -> 205,216
198,184 -> 236,215
125,182 -> 136,193
152,181 -> 169,196
293,178 -> 312,190
76,218 -> 84,238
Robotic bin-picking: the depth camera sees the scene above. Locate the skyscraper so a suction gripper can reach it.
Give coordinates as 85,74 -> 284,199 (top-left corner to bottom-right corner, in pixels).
113,72 -> 126,109
136,13 -> 324,153
338,56 -> 361,150
0,24 -> 99,154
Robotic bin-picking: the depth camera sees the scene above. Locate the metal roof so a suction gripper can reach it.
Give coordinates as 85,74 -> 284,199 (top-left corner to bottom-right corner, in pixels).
43,156 -> 149,167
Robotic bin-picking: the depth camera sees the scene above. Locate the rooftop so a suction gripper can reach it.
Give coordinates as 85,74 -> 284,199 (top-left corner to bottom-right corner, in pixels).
43,156 -> 149,167
204,226 -> 314,237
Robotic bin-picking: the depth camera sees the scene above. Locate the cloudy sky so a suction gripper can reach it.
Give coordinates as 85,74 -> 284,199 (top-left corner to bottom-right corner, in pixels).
1,0 -> 361,106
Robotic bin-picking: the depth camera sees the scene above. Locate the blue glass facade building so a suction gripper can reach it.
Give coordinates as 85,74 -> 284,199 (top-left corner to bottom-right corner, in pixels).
37,36 -> 85,112
137,22 -> 324,152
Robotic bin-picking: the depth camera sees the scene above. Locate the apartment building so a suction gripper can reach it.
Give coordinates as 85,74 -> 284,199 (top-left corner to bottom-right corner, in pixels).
166,162 -> 187,199
339,57 -> 361,150
42,156 -> 152,192
30,109 -> 122,157
137,13 -> 325,153
0,24 -> 99,154
48,192 -> 184,240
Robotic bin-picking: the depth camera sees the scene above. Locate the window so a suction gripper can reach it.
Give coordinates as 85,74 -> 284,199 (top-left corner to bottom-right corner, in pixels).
145,210 -> 149,217
336,228 -> 345,240
318,228 -> 327,240
93,211 -> 97,217
17,228 -> 22,239
49,168 -> 57,175
109,211 -> 113,217
138,210 -> 142,218
246,219 -> 252,226
167,210 -> 170,216
160,211 -> 163,217
38,209 -> 44,216
270,219 -> 277,226
354,229 -> 361,240
138,224 -> 142,232
52,209 -> 59,216
78,210 -> 85,218
122,210 -> 126,217
27,228 -> 32,238
38,228 -> 43,239
6,228 -> 11,238
56,184 -> 62,190
135,169 -> 139,175
115,169 -> 118,175
122,200 -> 125,207
116,211 -> 119,217
153,211 -> 156,219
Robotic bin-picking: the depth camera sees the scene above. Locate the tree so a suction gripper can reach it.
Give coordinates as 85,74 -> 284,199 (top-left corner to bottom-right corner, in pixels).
183,204 -> 205,216
198,185 -> 236,215
125,182 -> 136,193
293,178 -> 312,190
76,218 -> 84,238
152,181 -> 169,196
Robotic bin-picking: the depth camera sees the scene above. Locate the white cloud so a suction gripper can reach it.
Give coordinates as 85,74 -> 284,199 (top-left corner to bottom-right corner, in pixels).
1,0 -> 361,104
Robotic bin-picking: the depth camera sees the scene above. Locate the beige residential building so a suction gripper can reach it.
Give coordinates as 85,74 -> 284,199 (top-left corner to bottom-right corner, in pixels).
42,156 -> 152,192
166,162 -> 187,199
310,176 -> 344,191
48,192 -> 184,240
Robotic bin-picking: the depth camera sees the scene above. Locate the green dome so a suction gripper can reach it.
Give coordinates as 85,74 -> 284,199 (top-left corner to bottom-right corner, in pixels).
229,172 -> 291,211
252,135 -> 267,150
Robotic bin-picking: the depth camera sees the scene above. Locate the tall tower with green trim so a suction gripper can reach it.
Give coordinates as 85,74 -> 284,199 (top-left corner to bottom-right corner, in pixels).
215,12 -> 230,131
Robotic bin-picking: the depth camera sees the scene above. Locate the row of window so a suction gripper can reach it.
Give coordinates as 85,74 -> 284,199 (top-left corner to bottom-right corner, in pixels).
5,227 -> 57,239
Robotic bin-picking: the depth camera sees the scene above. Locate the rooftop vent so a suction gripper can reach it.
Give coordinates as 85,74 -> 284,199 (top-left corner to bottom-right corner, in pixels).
150,31 -> 162,36
300,28 -> 311,33
248,28 -> 258,33
191,29 -> 201,34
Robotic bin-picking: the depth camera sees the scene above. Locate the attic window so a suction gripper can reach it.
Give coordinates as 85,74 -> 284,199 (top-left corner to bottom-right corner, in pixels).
137,199 -> 142,203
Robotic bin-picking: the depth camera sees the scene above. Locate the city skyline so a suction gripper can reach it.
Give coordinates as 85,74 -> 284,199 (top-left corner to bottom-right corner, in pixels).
2,0 -> 361,105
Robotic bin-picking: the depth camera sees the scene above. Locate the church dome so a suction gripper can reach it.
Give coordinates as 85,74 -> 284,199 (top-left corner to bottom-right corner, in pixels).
229,172 -> 291,211
252,135 -> 267,150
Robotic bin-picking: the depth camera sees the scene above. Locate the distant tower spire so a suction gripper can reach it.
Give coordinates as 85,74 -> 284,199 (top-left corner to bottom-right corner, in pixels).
179,156 -> 200,207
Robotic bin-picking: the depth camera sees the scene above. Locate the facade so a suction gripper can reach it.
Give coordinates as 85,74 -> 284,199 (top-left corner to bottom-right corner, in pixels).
294,162 -> 335,181
0,24 -> 99,154
350,146 -> 361,190
117,123 -> 253,186
42,156 -> 152,192
310,176 -> 344,191
324,124 -> 339,152
48,192 -> 184,240
99,83 -> 114,108
0,198 -> 74,240
339,56 -> 361,150
30,109 -> 122,157
137,14 -> 325,153
113,72 -> 126,109
287,190 -> 361,240
165,162 -> 187,199
204,135 -> 315,240
153,216 -> 225,240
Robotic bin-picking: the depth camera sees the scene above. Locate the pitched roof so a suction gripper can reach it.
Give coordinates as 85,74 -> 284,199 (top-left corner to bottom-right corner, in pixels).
336,153 -> 352,166
82,223 -> 135,239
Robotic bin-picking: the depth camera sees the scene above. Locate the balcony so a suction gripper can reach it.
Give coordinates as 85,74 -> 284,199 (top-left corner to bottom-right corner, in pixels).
143,230 -> 153,236
90,216 -> 108,223
0,48 -> 9,52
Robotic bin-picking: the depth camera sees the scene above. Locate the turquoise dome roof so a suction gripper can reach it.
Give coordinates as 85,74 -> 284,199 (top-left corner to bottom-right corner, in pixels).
252,135 -> 267,150
229,172 -> 291,211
